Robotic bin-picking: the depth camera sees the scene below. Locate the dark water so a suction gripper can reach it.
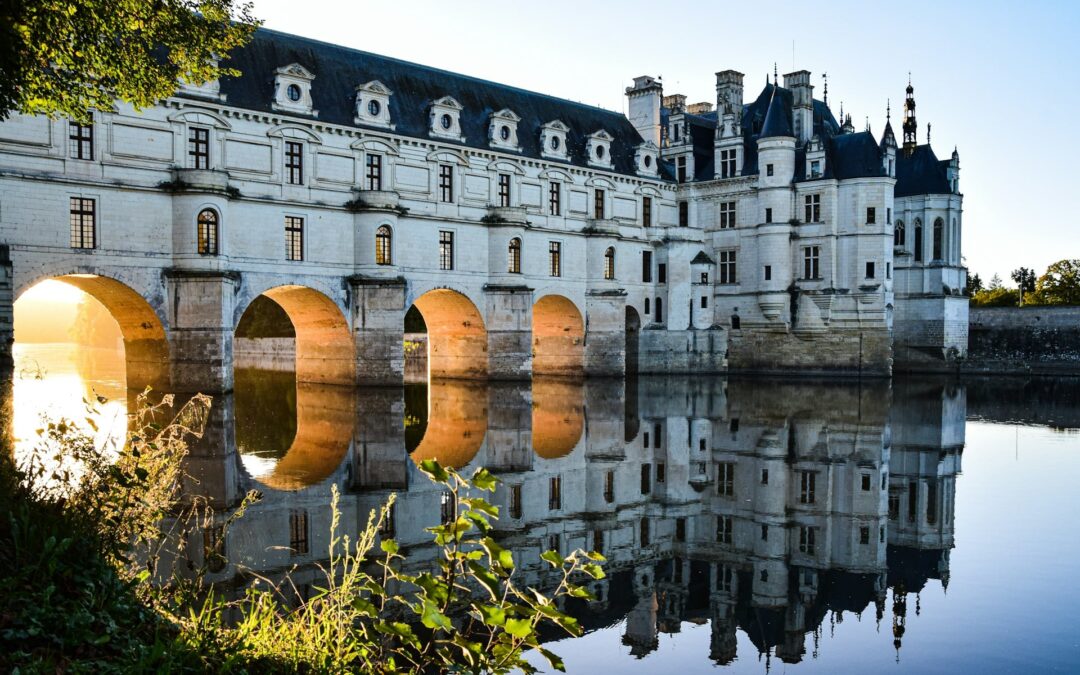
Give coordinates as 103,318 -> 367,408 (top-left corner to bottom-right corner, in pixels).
12,345 -> 1080,673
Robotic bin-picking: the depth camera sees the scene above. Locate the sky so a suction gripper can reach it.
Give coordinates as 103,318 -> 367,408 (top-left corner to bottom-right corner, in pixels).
250,0 -> 1079,283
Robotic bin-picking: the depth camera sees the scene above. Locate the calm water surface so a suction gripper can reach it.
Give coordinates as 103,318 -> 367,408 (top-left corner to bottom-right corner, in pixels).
13,343 -> 1080,673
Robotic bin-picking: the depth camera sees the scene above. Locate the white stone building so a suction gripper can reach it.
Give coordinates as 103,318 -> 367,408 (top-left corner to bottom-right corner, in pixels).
0,29 -> 965,385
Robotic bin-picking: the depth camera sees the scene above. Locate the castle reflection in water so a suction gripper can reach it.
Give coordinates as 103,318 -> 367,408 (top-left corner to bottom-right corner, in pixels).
171,372 -> 965,666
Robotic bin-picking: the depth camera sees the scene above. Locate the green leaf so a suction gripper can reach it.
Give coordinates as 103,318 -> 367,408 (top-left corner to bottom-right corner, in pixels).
476,603 -> 506,626
461,496 -> 499,519
467,560 -> 501,599
582,563 -> 606,580
419,459 -> 450,484
499,549 -> 516,570
464,510 -> 491,534
380,538 -> 399,555
471,467 -> 499,492
538,646 -> 567,672
420,599 -> 453,631
541,550 -> 565,567
586,551 -> 607,562
351,597 -> 377,616
505,618 -> 533,639
568,585 -> 596,600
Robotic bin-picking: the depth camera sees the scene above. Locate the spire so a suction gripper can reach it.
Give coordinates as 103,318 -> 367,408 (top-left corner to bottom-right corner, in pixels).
903,75 -> 917,156
822,72 -> 828,106
881,101 -> 897,149
773,62 -> 778,86
927,122 -> 932,146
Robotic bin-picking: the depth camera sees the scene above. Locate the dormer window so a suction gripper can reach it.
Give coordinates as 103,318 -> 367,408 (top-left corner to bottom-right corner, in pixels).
488,109 -> 520,152
272,63 -> 317,117
354,81 -> 393,129
540,120 -> 569,161
634,142 -> 659,177
586,130 -> 614,169
430,96 -> 464,141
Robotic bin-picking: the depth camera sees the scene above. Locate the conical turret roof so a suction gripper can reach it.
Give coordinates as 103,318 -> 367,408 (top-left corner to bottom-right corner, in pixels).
759,86 -> 793,139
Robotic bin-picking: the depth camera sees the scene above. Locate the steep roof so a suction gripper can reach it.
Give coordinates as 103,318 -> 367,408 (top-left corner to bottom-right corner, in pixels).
759,87 -> 794,138
200,28 -> 649,176
895,144 -> 952,197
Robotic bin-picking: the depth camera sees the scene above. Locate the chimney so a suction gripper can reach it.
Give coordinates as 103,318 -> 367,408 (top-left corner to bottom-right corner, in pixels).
715,70 -> 744,114
626,75 -> 663,147
783,70 -> 813,144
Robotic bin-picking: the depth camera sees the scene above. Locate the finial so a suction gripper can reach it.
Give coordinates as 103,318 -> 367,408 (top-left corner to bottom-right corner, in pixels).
773,62 -> 778,85
928,123 -> 932,145
822,72 -> 828,105
908,71 -> 911,86
866,116 -> 870,132
887,99 -> 891,120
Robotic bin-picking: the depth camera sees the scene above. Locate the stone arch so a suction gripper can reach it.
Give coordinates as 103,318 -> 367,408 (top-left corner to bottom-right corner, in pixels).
532,294 -> 584,377
235,284 -> 354,386
15,272 -> 170,389
410,288 -> 487,380
408,380 -> 487,469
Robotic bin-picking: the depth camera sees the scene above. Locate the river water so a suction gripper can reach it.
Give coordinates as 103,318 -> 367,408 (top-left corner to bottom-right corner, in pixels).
12,343 -> 1080,673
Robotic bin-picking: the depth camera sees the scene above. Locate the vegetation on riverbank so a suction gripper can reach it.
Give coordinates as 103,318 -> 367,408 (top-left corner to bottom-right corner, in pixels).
1,392 -> 602,673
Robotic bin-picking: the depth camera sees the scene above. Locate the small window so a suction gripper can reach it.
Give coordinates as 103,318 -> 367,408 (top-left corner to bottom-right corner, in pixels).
658,263 -> 666,284
717,463 -> 734,497
379,503 -> 395,537
656,462 -> 666,483
604,470 -> 615,503
188,127 -> 210,169
653,422 -> 661,448
644,154 -> 653,168
596,144 -> 605,160
720,148 -> 737,178
766,163 -> 774,176
799,526 -> 816,555
368,99 -> 381,116
509,484 -> 522,519
802,246 -> 821,280
716,515 -> 732,544
604,247 -> 615,280
861,474 -> 872,491
285,216 -> 304,261
700,272 -> 708,284
764,265 -> 772,281
550,135 -> 560,151
678,201 -> 689,227
69,197 -> 96,249
642,251 -> 653,283
860,527 -> 870,545
640,519 -> 650,547
548,241 -> 561,277
289,509 -> 309,555
500,125 -> 510,141
285,141 -> 304,185
675,518 -> 686,543
933,217 -> 944,260
644,297 -> 650,314
197,209 -> 219,255
866,207 -> 877,224
655,297 -> 663,323
642,196 -> 652,226
440,113 -> 452,130
441,491 -> 456,524
761,468 -> 769,484
731,315 -> 741,330
508,237 -> 521,274
700,296 -> 708,308
376,225 -> 393,265
68,122 -> 93,160
365,154 -> 383,191
677,156 -> 687,182
719,250 -> 737,284
594,189 -> 605,219
719,201 -> 736,229
804,194 -> 821,223
866,261 -> 876,279
761,525 -> 769,541
549,475 -> 562,510
439,230 -> 454,270
549,182 -> 561,215
810,159 -> 821,178
286,84 -> 301,101
887,262 -> 892,279
765,207 -> 772,224
914,220 -> 924,262
497,173 -> 511,207
438,164 -> 454,203
894,220 -> 906,247
799,471 -> 816,504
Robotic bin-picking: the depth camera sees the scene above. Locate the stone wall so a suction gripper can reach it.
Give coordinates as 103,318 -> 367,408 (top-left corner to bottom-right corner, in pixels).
637,328 -> 727,374
726,327 -> 892,376
965,306 -> 1080,374
234,337 -> 296,371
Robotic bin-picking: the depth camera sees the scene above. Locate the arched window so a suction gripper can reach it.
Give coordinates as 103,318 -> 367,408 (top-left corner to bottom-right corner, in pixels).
731,314 -> 741,330
604,246 -> 615,280
655,297 -> 664,323
197,208 -> 218,255
894,220 -> 905,248
375,225 -> 392,265
508,237 -> 521,274
933,218 -> 944,261
913,219 -> 923,263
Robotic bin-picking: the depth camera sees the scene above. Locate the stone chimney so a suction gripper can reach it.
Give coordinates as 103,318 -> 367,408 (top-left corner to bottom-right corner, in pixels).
626,75 -> 663,147
715,70 -> 744,114
783,70 -> 813,144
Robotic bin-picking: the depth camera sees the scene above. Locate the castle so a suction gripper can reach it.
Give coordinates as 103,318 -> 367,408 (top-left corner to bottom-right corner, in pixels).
0,28 -> 967,385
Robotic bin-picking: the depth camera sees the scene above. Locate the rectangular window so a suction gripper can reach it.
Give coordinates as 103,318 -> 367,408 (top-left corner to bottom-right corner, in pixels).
658,263 -> 666,284
365,154 -> 382,191
642,196 -> 652,226
803,246 -> 821,280
700,272 -> 709,284
68,122 -> 93,160
887,207 -> 892,224
717,462 -> 734,497
509,484 -> 522,519
716,564 -> 733,592
438,164 -> 454,202
549,475 -> 562,511
860,526 -> 871,545
594,189 -> 605,219
604,470 -> 615,503
799,526 -> 817,555
764,265 -> 772,281
439,230 -> 454,270
497,173 -> 511,207
69,197 -> 96,249
887,262 -> 892,279
927,484 -> 938,525
701,296 -> 708,309
765,207 -> 772,223
766,163 -> 774,176
548,241 -> 561,277
285,141 -> 304,185
640,519 -> 650,547
716,515 -> 732,544
719,201 -> 736,229
593,530 -> 604,556
675,518 -> 686,542
653,422 -> 661,448
656,463 -> 666,483
862,474 -> 872,491
644,298 -> 650,315
677,156 -> 687,182
640,464 -> 651,495
804,194 -> 821,223
866,261 -> 876,279
761,468 -> 769,485
441,491 -> 456,524
508,238 -> 521,274
719,250 -> 737,284
285,216 -> 304,261
810,159 -> 821,178
379,503 -> 395,537
642,251 -> 653,283
720,148 -> 736,178
678,201 -> 689,227
800,471 -> 817,504
866,206 -> 876,224
762,524 -> 769,541
188,127 -> 210,169
549,182 -> 561,215
289,509 -> 309,555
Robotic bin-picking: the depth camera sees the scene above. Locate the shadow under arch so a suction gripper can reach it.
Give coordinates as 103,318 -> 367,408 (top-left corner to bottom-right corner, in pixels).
532,377 -> 584,459
410,288 -> 487,380
234,368 -> 354,491
236,285 -> 354,386
532,294 -> 584,377
408,380 -> 488,469
16,274 -> 170,390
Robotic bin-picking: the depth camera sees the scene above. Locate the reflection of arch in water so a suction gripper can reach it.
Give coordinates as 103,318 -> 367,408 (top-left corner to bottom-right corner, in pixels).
235,285 -> 354,386
15,274 -> 169,389
408,380 -> 488,469
532,294 -> 584,377
531,377 -> 584,459
234,368 -> 353,490
410,288 -> 487,380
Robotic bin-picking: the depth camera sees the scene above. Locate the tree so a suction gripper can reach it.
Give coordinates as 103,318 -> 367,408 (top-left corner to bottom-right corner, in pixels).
0,1 -> 258,122
1011,267 -> 1037,306
988,274 -> 1003,290
966,272 -> 983,296
1034,259 -> 1080,306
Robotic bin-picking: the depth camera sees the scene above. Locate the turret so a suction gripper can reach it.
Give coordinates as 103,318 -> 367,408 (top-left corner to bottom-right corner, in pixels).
947,148 -> 960,193
902,78 -> 917,156
626,75 -> 663,147
880,102 -> 897,177
783,70 -> 813,144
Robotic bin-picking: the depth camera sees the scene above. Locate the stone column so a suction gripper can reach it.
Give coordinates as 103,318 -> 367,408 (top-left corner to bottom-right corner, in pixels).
0,245 -> 12,377
584,289 -> 627,377
484,381 -> 532,472
349,275 -> 406,387
166,270 -> 239,393
484,284 -> 532,380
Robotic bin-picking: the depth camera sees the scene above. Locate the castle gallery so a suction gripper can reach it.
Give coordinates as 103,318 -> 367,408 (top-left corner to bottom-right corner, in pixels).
0,29 -> 967,387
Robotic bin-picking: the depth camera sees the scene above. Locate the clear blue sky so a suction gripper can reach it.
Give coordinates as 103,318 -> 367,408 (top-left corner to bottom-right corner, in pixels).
252,0 -> 1079,283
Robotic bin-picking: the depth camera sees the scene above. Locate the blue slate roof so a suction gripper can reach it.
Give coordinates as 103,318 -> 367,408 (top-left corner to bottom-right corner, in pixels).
201,28 -> 651,177
895,144 -> 952,197
759,87 -> 794,138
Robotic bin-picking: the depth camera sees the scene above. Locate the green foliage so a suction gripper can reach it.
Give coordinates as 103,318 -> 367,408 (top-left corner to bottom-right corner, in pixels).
970,286 -> 1020,307
965,272 -> 983,296
1033,259 -> 1080,306
0,0 -> 259,122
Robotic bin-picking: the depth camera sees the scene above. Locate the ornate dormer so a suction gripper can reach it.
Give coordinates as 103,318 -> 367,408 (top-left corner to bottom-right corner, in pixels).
488,108 -> 521,152
586,130 -> 614,169
429,96 -> 464,141
354,80 -> 393,129
806,135 -> 826,179
540,120 -> 569,160
634,141 -> 659,178
272,63 -> 317,117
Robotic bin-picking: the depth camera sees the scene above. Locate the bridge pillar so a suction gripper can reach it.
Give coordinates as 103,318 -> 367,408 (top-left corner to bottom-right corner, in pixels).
584,289 -> 627,377
485,285 -> 532,380
350,387 -> 408,491
485,381 -> 533,472
350,275 -> 405,387
166,270 -> 239,393
179,391 -> 243,509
